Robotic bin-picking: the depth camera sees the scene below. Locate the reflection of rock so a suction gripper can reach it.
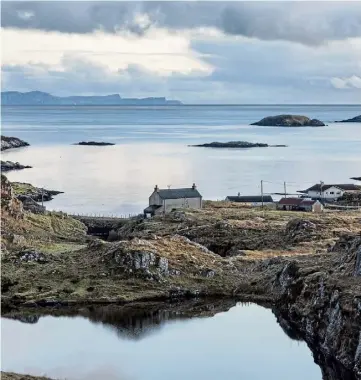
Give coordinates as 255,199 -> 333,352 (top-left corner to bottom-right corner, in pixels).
3,299 -> 238,339
251,115 -> 325,127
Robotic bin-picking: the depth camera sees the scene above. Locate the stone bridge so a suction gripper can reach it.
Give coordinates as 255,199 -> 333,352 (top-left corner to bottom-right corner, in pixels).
70,214 -> 138,238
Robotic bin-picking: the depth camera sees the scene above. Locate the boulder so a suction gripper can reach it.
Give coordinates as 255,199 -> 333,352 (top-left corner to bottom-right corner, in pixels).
251,115 -> 325,127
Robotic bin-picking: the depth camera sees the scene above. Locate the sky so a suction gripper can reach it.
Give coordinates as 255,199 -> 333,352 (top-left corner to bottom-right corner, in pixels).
1,1 -> 361,104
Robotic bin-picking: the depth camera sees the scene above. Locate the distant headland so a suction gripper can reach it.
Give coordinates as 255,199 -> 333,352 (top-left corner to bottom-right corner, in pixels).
1,91 -> 182,106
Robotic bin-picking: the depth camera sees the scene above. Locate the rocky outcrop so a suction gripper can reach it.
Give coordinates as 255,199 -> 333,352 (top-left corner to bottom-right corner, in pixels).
336,115 -> 361,123
12,182 -> 63,202
75,141 -> 115,146
1,174 -> 24,219
1,160 -> 32,172
1,136 -> 29,151
190,141 -> 287,148
272,235 -> 361,379
251,115 -> 325,127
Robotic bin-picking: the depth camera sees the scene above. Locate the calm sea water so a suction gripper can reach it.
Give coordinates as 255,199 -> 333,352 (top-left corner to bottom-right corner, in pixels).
1,105 -> 360,214
1,303 -> 322,380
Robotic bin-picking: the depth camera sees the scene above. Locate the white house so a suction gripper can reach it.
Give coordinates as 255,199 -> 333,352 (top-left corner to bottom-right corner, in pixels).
298,184 -> 361,201
144,184 -> 202,217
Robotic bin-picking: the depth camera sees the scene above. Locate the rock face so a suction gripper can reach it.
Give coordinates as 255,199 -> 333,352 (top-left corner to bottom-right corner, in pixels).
272,235 -> 361,379
1,136 -> 29,151
251,115 -> 325,127
190,141 -> 287,148
75,141 -> 115,146
1,161 -> 32,172
336,115 -> 361,123
1,175 -> 24,219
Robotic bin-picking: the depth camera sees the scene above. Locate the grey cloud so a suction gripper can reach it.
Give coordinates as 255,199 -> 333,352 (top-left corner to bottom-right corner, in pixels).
2,1 -> 361,45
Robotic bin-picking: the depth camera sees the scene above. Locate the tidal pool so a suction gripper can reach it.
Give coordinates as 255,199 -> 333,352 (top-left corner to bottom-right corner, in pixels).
1,301 -> 322,380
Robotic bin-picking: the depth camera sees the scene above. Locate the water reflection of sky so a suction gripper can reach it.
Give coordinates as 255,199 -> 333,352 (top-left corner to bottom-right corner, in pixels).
1,303 -> 321,380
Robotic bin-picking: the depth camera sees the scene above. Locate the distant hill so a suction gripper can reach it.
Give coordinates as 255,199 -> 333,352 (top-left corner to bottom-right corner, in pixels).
1,91 -> 182,106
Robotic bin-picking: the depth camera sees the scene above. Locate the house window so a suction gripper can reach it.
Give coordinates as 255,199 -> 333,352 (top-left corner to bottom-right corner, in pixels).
330,191 -> 334,194
337,192 -> 341,194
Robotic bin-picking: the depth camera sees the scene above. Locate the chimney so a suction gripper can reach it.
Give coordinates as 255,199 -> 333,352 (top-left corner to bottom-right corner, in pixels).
192,183 -> 196,190
238,192 -> 241,197
154,185 -> 159,192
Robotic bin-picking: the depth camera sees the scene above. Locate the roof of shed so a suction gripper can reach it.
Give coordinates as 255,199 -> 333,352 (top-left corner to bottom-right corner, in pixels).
278,197 -> 303,205
157,188 -> 202,200
226,195 -> 273,203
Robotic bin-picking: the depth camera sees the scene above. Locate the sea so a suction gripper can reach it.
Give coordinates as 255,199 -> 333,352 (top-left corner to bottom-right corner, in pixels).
1,104 -> 360,215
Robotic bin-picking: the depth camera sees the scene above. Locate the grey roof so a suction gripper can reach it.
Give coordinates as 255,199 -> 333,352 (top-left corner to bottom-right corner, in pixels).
300,184 -> 361,193
226,195 -> 273,203
157,188 -> 202,200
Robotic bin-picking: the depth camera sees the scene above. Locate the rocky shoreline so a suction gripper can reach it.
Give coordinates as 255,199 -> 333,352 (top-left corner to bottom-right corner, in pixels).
12,182 -> 63,202
1,135 -> 30,151
1,174 -> 360,378
190,141 -> 287,148
251,114 -> 325,127
1,160 -> 32,172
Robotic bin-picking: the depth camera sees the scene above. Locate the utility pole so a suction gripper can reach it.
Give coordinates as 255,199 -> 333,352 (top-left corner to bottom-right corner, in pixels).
41,187 -> 44,207
284,181 -> 287,198
261,180 -> 264,208
320,180 -> 324,203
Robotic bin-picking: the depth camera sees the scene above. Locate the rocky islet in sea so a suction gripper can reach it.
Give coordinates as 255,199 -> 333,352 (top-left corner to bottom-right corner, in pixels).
251,114 -> 325,127
75,141 -> 115,146
190,141 -> 287,148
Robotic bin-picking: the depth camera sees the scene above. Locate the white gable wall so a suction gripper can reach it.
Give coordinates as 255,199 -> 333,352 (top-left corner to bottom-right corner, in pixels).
307,186 -> 344,200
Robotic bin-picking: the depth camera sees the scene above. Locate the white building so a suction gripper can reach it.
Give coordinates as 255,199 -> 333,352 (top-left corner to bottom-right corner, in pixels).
144,184 -> 202,217
298,184 -> 361,201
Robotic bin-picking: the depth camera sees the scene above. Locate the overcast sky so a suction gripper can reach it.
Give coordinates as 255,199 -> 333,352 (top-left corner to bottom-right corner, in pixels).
2,1 -> 361,103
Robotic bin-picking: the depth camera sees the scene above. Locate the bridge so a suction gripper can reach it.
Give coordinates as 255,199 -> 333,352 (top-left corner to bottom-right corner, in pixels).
69,213 -> 139,238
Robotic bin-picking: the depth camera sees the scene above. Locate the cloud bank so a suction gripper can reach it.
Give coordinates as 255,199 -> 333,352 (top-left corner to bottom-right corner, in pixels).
1,1 -> 361,103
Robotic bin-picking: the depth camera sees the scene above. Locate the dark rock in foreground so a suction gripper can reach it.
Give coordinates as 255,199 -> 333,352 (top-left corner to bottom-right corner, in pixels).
1,136 -> 29,151
190,141 -> 287,148
75,141 -> 115,146
251,115 -> 325,127
336,115 -> 361,123
1,161 -> 32,172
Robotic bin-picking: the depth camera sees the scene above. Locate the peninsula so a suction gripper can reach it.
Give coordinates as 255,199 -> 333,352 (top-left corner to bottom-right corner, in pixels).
336,115 -> 361,123
1,91 -> 182,106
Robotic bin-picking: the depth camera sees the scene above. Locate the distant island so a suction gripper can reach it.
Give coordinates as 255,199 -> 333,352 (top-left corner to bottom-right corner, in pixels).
190,141 -> 287,148
1,91 -> 183,106
251,115 -> 325,127
75,141 -> 115,146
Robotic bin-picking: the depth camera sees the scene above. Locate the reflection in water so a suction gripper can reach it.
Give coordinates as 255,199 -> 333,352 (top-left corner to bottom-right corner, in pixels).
1,300 -> 326,380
